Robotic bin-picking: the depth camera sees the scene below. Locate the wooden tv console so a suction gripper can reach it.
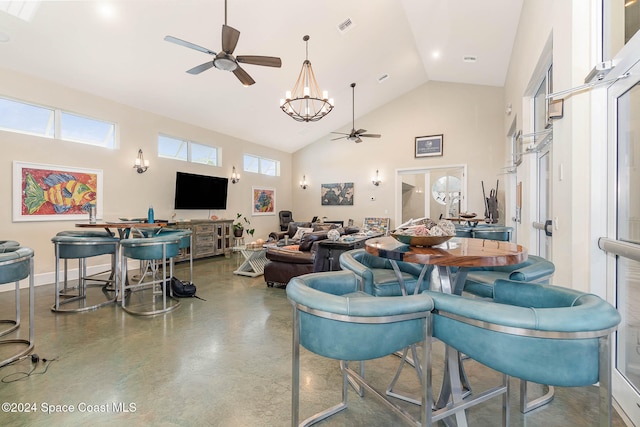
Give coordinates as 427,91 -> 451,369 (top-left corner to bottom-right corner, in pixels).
170,219 -> 233,262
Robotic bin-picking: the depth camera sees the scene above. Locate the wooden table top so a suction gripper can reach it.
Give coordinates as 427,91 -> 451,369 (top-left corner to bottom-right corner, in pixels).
76,221 -> 168,228
365,236 -> 527,268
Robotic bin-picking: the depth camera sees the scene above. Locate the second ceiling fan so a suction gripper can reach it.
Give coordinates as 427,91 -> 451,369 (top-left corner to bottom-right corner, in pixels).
164,0 -> 282,86
331,83 -> 381,143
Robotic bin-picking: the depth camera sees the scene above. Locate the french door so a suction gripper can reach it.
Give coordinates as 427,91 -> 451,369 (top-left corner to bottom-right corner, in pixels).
600,56 -> 640,424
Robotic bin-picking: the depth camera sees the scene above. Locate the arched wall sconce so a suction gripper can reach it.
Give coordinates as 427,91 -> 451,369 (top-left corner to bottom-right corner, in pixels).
231,166 -> 240,184
372,169 -> 382,186
134,149 -> 149,173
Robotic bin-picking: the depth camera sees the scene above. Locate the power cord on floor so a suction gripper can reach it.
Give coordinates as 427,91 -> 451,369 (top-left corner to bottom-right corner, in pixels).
1,353 -> 59,383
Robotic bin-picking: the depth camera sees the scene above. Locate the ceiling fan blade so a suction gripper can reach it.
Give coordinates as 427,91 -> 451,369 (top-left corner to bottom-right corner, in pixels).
355,137 -> 363,143
360,133 -> 381,138
237,55 -> 282,68
331,135 -> 347,141
187,61 -> 215,75
164,35 -> 216,56
222,25 -> 241,54
233,65 -> 255,86
330,131 -> 349,136
355,129 -> 367,135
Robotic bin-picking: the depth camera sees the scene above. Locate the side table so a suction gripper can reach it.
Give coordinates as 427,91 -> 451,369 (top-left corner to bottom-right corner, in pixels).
233,247 -> 268,277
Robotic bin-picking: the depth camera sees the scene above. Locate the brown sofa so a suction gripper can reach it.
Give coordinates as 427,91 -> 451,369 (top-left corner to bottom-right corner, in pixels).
264,230 -> 327,287
268,221 -> 312,242
264,225 -> 360,287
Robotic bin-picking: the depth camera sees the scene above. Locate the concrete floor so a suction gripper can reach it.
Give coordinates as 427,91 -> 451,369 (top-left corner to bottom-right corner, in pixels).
0,255 -> 631,426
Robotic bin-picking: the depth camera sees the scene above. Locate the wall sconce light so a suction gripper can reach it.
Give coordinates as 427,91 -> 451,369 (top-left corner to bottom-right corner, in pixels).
372,170 -> 382,186
134,149 -> 149,173
300,175 -> 308,190
231,166 -> 240,184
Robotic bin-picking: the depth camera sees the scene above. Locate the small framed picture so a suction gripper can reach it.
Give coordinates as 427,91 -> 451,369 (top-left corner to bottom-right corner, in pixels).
252,187 -> 276,216
415,134 -> 443,158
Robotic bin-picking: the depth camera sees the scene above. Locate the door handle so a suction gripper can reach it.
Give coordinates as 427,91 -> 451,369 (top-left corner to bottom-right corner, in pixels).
544,220 -> 553,237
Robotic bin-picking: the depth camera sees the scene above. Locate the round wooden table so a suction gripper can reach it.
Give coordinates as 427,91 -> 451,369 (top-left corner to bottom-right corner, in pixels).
76,221 -> 168,239
365,236 -> 527,295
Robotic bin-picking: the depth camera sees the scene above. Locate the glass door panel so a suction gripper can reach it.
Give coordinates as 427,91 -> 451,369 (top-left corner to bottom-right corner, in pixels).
615,81 -> 640,396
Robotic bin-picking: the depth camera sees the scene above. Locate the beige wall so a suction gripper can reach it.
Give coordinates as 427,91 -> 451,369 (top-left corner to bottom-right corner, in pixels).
0,67 -> 292,282
503,0 -> 593,290
292,81 -> 505,229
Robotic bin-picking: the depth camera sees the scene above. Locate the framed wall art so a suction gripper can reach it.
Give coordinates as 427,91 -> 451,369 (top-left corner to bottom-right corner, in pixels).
12,161 -> 103,222
321,182 -> 354,206
415,134 -> 443,158
252,187 -> 276,215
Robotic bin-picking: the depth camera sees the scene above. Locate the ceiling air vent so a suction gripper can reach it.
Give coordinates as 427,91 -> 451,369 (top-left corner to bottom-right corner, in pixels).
463,56 -> 477,63
337,17 -> 355,34
378,74 -> 390,83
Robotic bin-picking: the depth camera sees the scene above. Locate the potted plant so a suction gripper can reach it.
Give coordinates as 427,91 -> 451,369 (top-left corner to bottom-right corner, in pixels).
233,213 -> 255,238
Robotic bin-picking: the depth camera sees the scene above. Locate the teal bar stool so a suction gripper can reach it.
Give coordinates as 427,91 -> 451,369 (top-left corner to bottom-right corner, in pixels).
51,233 -> 120,312
423,280 -> 621,426
286,271 -> 434,426
56,230 -> 119,290
140,229 -> 193,283
0,246 -> 35,367
471,225 -> 513,241
120,235 -> 181,316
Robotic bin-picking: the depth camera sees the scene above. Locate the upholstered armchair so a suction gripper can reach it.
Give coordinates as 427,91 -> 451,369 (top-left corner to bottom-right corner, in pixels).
286,270 -> 434,426
339,248 -> 431,296
422,279 -> 621,426
279,210 -> 294,231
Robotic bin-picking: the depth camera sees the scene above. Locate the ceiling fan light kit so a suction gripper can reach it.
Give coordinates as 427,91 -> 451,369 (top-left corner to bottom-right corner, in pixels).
164,0 -> 281,86
280,35 -> 334,122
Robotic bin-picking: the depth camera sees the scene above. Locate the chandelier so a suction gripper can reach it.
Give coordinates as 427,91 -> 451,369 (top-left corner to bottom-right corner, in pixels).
280,35 -> 334,122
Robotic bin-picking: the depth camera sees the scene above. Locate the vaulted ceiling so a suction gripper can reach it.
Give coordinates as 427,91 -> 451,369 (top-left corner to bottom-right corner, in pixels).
0,0 -> 523,153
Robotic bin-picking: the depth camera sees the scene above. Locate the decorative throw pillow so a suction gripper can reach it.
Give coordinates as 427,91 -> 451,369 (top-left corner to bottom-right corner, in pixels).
292,227 -> 314,241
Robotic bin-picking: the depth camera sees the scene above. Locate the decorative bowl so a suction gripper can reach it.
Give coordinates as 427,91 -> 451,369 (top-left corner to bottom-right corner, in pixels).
391,233 -> 453,247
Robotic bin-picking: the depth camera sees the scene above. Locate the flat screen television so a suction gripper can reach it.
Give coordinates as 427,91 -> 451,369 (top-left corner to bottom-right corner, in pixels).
174,171 -> 228,210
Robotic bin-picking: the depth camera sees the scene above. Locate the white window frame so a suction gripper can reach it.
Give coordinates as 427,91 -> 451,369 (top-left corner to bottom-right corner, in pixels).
0,95 -> 117,148
243,154 -> 280,177
158,134 -> 220,167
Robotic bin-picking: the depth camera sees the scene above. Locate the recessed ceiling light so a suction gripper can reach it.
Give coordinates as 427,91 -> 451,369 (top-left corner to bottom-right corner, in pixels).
97,2 -> 117,20
0,31 -> 10,43
463,55 -> 477,63
432,51 -> 441,59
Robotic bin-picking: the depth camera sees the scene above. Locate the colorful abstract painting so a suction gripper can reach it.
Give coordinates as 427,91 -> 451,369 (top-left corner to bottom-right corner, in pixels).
252,187 -> 276,216
321,182 -> 354,206
13,161 -> 103,222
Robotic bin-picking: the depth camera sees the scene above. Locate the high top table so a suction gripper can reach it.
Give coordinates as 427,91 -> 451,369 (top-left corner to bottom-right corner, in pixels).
365,236 -> 527,427
76,221 -> 168,239
365,236 -> 526,295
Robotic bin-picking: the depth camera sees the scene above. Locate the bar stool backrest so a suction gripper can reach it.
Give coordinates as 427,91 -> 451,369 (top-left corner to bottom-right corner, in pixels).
0,247 -> 34,284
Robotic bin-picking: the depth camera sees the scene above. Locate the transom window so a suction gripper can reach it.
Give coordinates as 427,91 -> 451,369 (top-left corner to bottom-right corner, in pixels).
243,154 -> 280,176
0,96 -> 116,148
158,134 -> 219,166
